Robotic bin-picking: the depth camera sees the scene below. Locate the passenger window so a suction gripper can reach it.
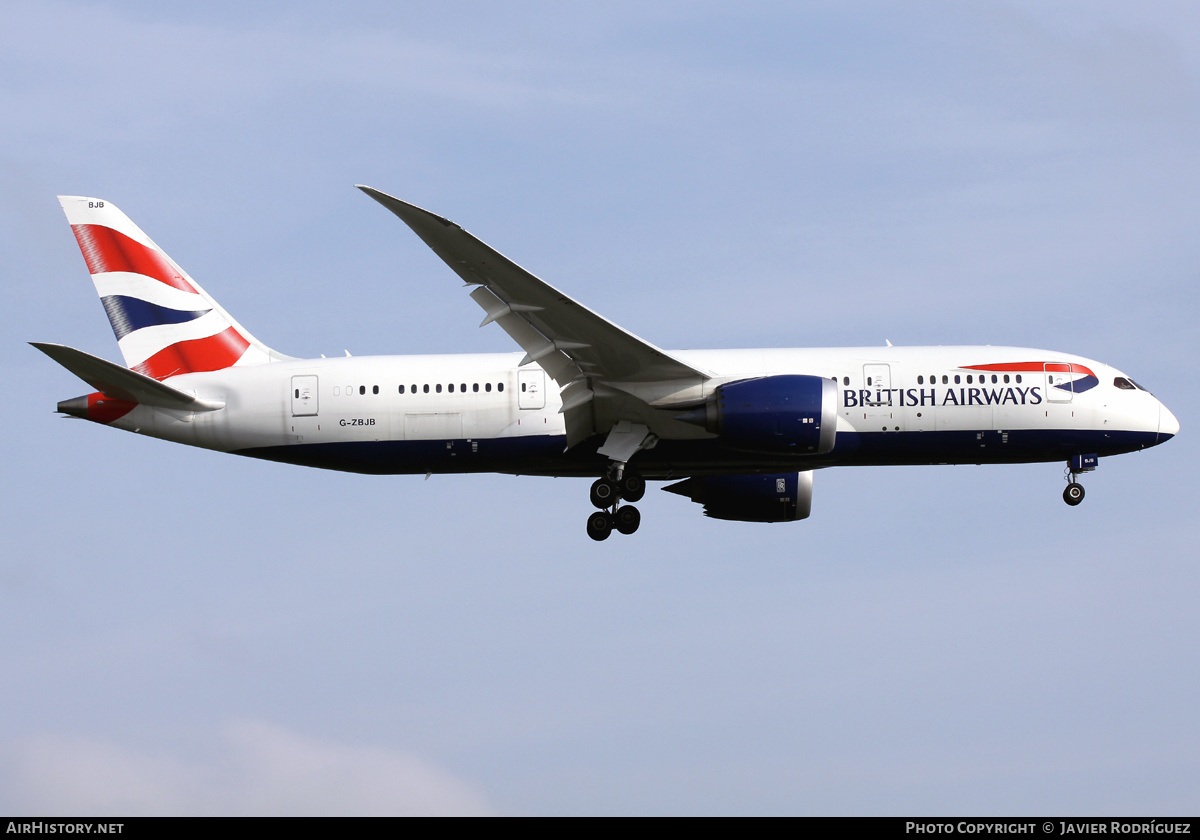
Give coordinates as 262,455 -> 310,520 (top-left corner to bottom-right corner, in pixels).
954,375 -> 960,384
843,376 -> 849,386
373,385 -> 379,394
334,386 -> 340,396
498,383 -> 504,392
398,385 -> 405,394
991,375 -> 998,384
359,386 -> 365,395
448,383 -> 454,393
942,375 -> 948,384
917,376 -> 923,385
436,384 -> 442,393
423,384 -> 429,394
485,382 -> 492,392
1002,375 -> 1009,384
461,383 -> 466,392
1016,375 -> 1022,384
473,383 -> 479,392
966,375 -> 973,384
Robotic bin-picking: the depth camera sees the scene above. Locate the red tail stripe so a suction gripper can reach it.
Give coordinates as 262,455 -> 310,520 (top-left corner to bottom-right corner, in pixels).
87,392 -> 137,424
132,326 -> 250,380
71,224 -> 196,293
963,362 -> 1095,377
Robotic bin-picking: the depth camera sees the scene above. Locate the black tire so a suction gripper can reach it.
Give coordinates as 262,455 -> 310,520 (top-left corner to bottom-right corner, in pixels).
586,511 -> 613,541
615,505 -> 641,535
1063,482 -> 1085,506
619,473 -> 646,503
590,478 -> 618,509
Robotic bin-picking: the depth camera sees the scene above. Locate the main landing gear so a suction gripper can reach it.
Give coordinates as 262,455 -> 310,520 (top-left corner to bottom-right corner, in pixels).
1062,454 -> 1097,507
586,469 -> 645,541
587,421 -> 656,541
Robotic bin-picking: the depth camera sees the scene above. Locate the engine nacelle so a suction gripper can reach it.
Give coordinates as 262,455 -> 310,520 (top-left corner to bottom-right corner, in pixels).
677,375 -> 837,453
663,471 -> 814,522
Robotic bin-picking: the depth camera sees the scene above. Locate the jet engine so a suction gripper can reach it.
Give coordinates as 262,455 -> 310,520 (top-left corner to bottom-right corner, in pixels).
676,375 -> 837,453
663,471 -> 814,522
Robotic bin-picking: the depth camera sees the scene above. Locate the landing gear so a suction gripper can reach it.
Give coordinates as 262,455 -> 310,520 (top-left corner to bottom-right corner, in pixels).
615,505 -> 641,535
618,473 -> 645,503
1063,482 -> 1085,506
584,468 -> 645,539
1061,454 -> 1096,507
590,478 -> 618,509
586,510 -> 614,541
586,422 -> 658,540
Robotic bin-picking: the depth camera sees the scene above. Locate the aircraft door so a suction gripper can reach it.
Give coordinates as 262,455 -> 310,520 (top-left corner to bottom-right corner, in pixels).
863,364 -> 892,403
862,364 -> 895,427
1045,364 -> 1073,404
518,369 -> 546,410
291,375 -> 319,416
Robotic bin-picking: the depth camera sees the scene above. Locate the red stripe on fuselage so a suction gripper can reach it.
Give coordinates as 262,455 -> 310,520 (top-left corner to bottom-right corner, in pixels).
71,224 -> 196,293
963,361 -> 1095,377
132,326 -> 250,380
87,392 -> 137,424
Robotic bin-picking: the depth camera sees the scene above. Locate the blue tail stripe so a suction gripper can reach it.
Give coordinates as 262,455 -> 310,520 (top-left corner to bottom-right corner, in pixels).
1056,375 -> 1099,394
100,295 -> 211,340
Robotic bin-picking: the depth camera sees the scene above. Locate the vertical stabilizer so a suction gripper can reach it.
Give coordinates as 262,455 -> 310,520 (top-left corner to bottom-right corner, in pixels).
58,196 -> 285,380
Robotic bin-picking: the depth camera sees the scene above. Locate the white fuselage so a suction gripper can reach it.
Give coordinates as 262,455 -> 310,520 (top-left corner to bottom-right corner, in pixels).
95,345 -> 1176,479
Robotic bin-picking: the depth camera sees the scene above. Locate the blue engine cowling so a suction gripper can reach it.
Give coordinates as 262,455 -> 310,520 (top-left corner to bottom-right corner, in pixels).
677,375 -> 837,453
663,472 -> 814,522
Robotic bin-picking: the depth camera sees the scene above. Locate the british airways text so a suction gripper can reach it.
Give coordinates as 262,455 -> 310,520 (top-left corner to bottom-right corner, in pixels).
843,387 -> 1044,408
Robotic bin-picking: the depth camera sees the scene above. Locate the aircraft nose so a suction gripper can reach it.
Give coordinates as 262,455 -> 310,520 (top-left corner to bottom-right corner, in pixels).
1159,402 -> 1180,440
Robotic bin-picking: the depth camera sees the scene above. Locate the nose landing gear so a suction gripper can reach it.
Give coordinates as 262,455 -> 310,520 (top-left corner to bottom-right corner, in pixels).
1062,454 -> 1097,507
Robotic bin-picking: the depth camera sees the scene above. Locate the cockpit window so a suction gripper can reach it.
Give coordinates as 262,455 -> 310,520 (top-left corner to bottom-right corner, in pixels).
1113,377 -> 1136,390
1131,380 -> 1153,395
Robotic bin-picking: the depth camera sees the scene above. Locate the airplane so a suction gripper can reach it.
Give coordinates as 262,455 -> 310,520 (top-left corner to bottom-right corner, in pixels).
34,187 -> 1179,540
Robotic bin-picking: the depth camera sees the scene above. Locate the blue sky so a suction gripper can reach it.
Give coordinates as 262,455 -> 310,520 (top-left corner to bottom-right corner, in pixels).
2,1 -> 1198,815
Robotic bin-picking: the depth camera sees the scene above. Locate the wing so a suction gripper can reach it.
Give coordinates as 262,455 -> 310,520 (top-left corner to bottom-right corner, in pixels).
357,187 -> 711,396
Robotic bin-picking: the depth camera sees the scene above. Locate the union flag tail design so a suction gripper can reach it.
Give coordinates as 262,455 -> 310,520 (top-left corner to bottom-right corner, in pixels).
58,196 -> 281,380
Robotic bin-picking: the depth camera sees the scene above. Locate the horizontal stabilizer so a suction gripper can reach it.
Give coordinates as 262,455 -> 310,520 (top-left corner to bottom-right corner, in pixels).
30,342 -> 224,411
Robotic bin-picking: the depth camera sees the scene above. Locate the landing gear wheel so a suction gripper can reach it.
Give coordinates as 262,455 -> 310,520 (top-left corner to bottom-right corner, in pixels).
1063,482 -> 1085,506
615,505 -> 641,535
618,473 -> 646,503
590,478 -> 618,509
586,511 -> 614,541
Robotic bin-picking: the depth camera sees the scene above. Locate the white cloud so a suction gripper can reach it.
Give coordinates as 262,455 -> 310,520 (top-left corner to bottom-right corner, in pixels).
1,721 -> 493,816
